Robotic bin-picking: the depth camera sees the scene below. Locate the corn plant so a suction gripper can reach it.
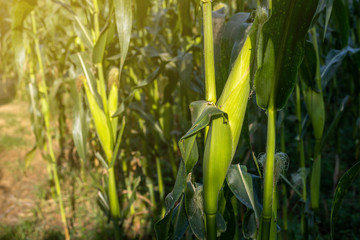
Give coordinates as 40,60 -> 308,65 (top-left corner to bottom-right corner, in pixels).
66,0 -> 134,238
3,0 -> 360,239
11,2 -> 70,239
155,1 -> 258,239
253,0 -> 319,238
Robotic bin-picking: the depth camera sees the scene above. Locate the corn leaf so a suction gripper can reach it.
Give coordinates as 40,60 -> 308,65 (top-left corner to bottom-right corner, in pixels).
320,95 -> 350,151
108,117 -> 125,169
113,0 -> 132,73
178,0 -> 192,36
121,176 -> 141,218
155,208 -> 174,240
132,63 -> 165,90
155,196 -> 189,240
242,209 -> 257,239
28,82 -> 44,148
24,145 -> 37,169
212,5 -> 228,97
173,198 -> 189,239
321,46 -> 360,89
112,64 -> 165,117
300,41 -> 318,91
134,0 -> 151,29
185,182 -> 205,240
82,77 -> 113,160
333,0 -> 350,48
182,101 -> 227,139
92,22 -> 110,64
324,0 -> 335,38
254,0 -> 319,110
216,212 -> 227,233
76,52 -> 104,109
70,79 -> 88,162
51,0 -> 93,47
302,86 -> 325,140
226,164 -> 262,224
331,161 -> 360,239
129,102 -> 167,144
11,0 -> 37,78
161,100 -> 227,231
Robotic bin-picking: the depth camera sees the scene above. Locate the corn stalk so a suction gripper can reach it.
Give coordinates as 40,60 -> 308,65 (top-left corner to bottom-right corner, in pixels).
31,11 -> 70,240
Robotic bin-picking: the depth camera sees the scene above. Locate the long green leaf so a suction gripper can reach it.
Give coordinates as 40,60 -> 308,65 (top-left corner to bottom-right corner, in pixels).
321,46 -> 360,89
113,0 -> 132,73
254,0 -> 319,110
92,23 -> 110,64
70,78 -> 88,162
185,182 -> 205,240
331,161 -> 360,239
11,0 -> 37,78
226,164 -> 261,225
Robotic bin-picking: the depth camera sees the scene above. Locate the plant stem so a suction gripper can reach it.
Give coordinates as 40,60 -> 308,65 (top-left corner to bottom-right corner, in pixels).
31,11 -> 69,240
92,0 -> 100,42
108,166 -> 121,239
295,83 -> 308,237
295,84 -> 306,200
310,139 -> 322,210
202,1 -> 218,238
206,213 -> 217,240
261,107 -> 276,240
156,156 -> 165,216
310,27 -> 323,211
203,0 -> 216,104
108,166 -> 121,219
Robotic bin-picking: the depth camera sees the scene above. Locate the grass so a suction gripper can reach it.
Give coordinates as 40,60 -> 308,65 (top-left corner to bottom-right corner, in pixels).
0,134 -> 27,152
0,219 -> 117,240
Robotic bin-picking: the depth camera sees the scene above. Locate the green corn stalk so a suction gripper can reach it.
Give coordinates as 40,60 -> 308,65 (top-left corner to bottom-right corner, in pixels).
295,83 -> 308,236
201,2 -> 252,237
31,11 -> 69,240
159,102 -> 178,179
279,111 -> 289,239
306,27 -> 325,211
201,0 -> 217,236
203,36 -> 252,239
152,79 -> 165,215
80,69 -> 123,239
108,69 -> 132,216
202,0 -> 216,105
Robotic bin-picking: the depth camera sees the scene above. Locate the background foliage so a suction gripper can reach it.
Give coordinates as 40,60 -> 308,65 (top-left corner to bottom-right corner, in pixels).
0,0 -> 359,239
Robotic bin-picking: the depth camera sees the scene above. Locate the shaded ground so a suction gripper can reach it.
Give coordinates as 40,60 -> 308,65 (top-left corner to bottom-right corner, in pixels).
0,101 -> 45,224
0,100 -> 111,239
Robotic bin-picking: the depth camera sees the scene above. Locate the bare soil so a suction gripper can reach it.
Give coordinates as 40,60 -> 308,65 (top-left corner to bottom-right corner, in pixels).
0,101 -> 48,224
0,101 -> 102,238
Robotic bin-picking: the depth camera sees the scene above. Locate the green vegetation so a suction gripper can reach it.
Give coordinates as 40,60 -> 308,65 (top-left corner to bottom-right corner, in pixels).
0,0 -> 359,239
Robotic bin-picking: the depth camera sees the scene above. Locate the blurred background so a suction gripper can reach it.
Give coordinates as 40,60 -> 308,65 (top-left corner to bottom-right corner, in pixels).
0,0 -> 359,239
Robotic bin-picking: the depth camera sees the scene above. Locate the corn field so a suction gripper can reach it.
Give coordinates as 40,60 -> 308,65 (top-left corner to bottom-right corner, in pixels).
0,0 -> 360,239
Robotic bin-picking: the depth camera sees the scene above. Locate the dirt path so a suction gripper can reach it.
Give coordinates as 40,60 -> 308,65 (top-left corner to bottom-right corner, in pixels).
0,101 -> 48,224
0,100 -> 147,239
0,100 -> 111,239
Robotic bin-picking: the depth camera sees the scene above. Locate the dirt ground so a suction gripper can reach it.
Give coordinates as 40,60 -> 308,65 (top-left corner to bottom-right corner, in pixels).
0,101 -> 50,224
0,100 -> 153,239
0,100 -> 104,238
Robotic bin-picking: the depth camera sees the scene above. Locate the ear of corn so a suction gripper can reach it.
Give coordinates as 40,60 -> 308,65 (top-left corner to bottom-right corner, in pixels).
203,116 -> 232,215
108,67 -> 120,137
203,37 -> 252,239
217,37 -> 252,157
